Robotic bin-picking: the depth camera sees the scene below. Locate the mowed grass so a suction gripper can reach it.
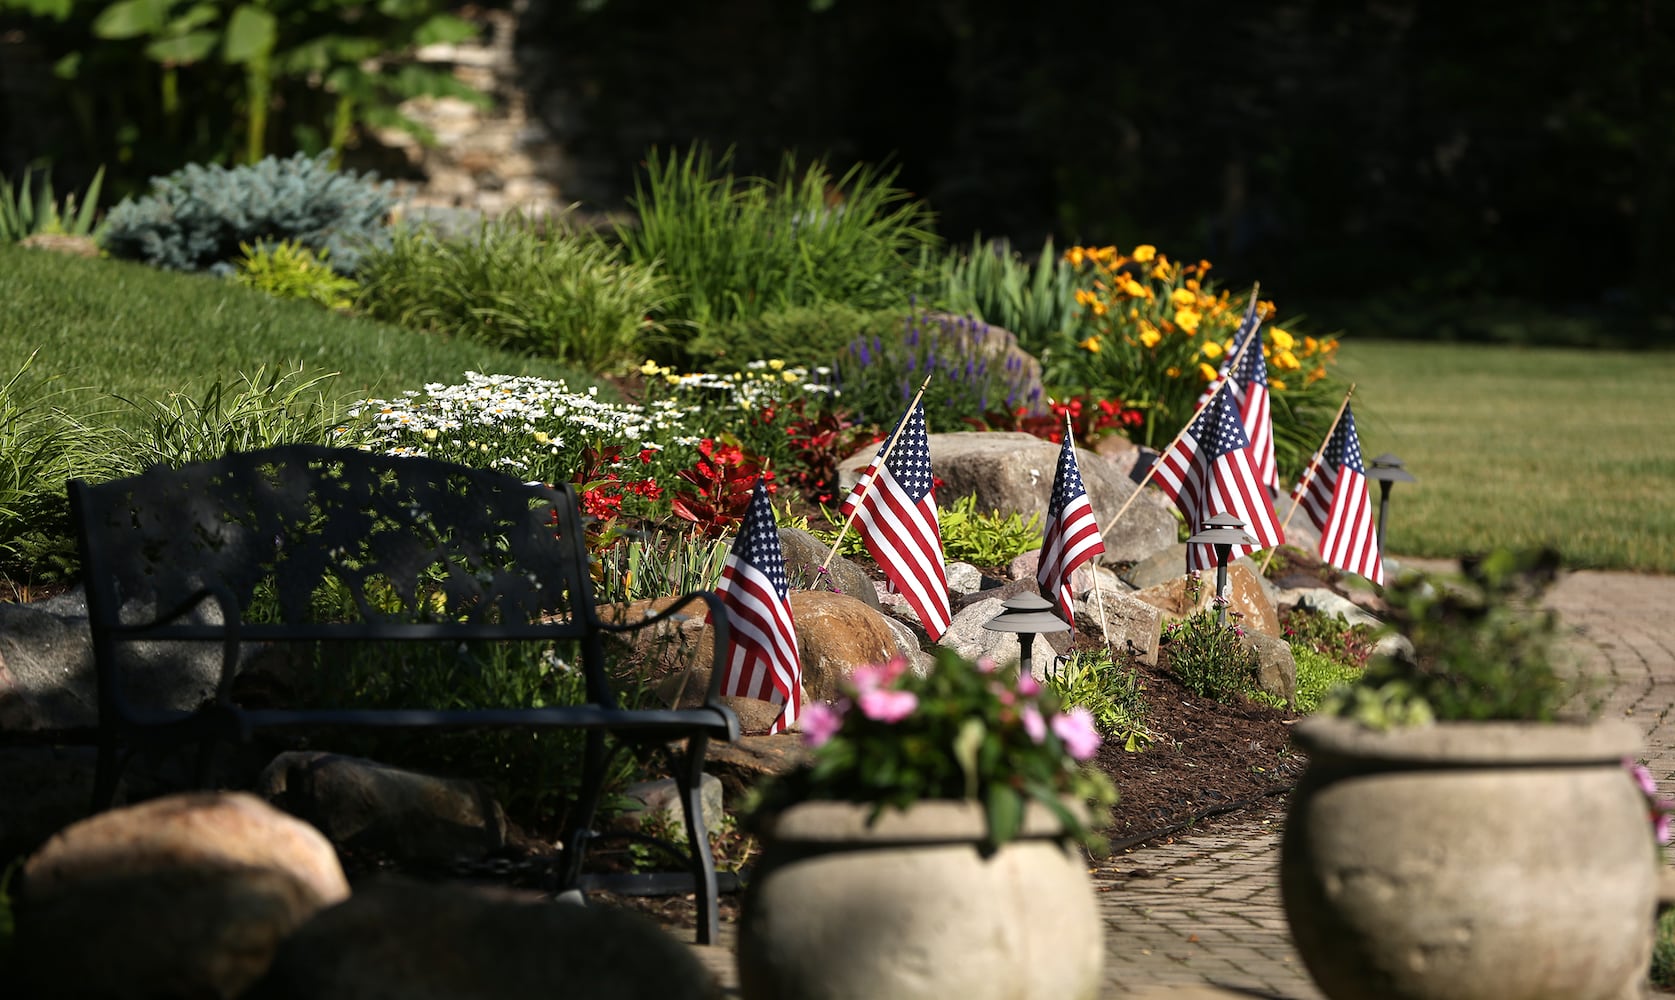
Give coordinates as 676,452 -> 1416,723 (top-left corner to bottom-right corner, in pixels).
0,244 -> 600,426
1333,341 -> 1675,573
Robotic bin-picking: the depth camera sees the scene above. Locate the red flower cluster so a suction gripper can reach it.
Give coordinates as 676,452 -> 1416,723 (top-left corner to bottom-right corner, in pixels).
571,445 -> 662,527
671,438 -> 774,537
781,401 -> 874,507
979,394 -> 1143,445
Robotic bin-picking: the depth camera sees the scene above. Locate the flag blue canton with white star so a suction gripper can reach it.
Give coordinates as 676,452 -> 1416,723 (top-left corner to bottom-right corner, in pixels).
1198,391 -> 1254,460
715,478 -> 801,731
886,406 -> 935,501
1325,407 -> 1366,474
739,482 -> 790,600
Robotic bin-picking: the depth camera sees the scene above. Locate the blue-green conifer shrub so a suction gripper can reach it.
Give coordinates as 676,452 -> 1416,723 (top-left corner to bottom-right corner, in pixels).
101,152 -> 396,275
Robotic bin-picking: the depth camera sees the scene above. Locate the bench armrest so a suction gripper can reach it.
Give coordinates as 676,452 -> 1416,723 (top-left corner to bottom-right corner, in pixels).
593,589 -> 731,706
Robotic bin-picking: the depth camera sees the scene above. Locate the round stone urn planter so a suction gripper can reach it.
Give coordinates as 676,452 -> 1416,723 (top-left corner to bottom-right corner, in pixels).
736,799 -> 1103,1000
1281,716 -> 1658,1000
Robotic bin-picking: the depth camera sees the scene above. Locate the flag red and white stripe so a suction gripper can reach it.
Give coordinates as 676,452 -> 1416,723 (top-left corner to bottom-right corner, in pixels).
1197,294 -> 1277,496
1293,404 -> 1383,584
846,402 -> 951,639
715,479 -> 802,731
1154,388 -> 1284,571
1037,433 -> 1105,627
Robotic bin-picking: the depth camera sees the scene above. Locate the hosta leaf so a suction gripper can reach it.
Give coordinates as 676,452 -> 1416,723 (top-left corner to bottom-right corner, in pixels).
143,29 -> 216,64
222,4 -> 276,63
92,0 -> 169,39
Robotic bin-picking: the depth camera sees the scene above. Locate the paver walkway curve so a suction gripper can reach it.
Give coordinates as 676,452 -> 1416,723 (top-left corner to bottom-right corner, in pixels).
685,566 -> 1675,999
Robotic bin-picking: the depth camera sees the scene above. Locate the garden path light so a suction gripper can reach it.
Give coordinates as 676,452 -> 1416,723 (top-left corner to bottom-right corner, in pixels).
1365,453 -> 1416,555
1186,512 -> 1256,627
983,591 -> 1070,681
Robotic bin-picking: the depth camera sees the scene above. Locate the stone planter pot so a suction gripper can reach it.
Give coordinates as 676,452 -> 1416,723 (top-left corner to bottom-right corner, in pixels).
737,799 -> 1102,1000
1281,716 -> 1658,1000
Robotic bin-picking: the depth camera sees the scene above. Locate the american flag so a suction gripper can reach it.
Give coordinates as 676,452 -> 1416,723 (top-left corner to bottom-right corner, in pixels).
845,402 -> 951,640
838,408 -> 906,520
715,478 -> 802,732
1154,388 -> 1284,571
1197,295 -> 1277,496
1292,404 -> 1383,584
1037,434 -> 1105,627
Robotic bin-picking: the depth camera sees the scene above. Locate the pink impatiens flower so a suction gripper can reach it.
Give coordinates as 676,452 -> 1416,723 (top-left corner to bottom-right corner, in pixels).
1021,705 -> 1047,745
1051,707 -> 1102,761
801,701 -> 846,748
858,688 -> 918,723
1016,673 -> 1041,697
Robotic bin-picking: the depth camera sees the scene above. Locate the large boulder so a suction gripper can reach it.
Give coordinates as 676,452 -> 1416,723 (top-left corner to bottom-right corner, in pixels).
1076,584 -> 1166,666
15,791 -> 349,999
838,432 -> 1178,565
775,526 -> 880,610
1131,560 -> 1282,638
255,751 -> 508,865
244,877 -> 722,1000
1241,631 -> 1298,708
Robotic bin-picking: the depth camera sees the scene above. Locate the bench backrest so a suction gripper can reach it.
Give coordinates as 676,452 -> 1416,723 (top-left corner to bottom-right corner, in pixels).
70,445 -> 611,712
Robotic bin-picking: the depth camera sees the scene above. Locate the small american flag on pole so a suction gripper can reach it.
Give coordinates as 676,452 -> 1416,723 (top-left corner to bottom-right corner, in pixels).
1037,433 -> 1105,627
1197,294 -> 1277,496
846,402 -> 952,640
1154,388 -> 1284,571
1293,404 -> 1383,584
715,478 -> 802,732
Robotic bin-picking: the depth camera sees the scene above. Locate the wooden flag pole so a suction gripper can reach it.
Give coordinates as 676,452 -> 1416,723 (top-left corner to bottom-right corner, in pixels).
1259,383 -> 1356,576
1098,285 -> 1262,544
820,374 -> 934,573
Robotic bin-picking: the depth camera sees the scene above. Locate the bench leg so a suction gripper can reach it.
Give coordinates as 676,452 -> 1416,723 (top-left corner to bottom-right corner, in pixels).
677,734 -> 721,947
560,730 -> 610,891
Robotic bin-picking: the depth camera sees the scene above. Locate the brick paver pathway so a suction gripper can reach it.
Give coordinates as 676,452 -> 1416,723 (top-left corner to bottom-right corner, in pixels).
686,565 -> 1675,999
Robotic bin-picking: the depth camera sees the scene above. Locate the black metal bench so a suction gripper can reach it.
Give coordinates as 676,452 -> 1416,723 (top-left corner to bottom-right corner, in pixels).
68,443 -> 738,943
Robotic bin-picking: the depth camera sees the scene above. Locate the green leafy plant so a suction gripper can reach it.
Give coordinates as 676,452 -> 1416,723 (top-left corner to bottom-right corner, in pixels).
355,215 -> 669,372
594,529 -> 731,607
933,235 -> 1083,347
937,494 -> 1043,566
615,145 -> 938,350
1652,908 -> 1675,991
1161,607 -> 1260,702
100,151 -> 395,274
1323,548 -> 1586,727
232,239 -> 358,310
114,365 -> 358,468
1,0 -> 484,172
1046,648 -> 1151,752
1292,647 -> 1363,715
689,302 -> 896,370
833,306 -> 1048,432
0,164 -> 105,241
753,647 -> 1118,851
1281,607 -> 1376,669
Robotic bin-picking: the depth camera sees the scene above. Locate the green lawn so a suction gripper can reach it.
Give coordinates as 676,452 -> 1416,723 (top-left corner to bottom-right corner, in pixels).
1333,341 -> 1675,573
0,244 -> 599,423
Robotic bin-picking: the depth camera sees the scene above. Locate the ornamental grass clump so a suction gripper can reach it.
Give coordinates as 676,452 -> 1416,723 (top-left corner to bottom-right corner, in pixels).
754,647 -> 1118,852
1323,548 -> 1589,728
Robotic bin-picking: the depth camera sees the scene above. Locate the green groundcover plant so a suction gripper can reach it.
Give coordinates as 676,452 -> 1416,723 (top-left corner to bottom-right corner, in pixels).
751,647 -> 1118,852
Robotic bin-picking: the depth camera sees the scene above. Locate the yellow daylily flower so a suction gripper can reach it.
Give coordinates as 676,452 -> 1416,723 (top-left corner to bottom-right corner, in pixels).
1131,244 -> 1157,263
1119,276 -> 1149,298
1201,340 -> 1225,360
1303,335 -> 1320,355
1171,288 -> 1197,308
1271,378 -> 1288,391
1199,362 -> 1219,382
1306,367 -> 1327,384
1165,366 -> 1182,378
1270,327 -> 1295,352
1174,307 -> 1202,334
1067,246 -> 1087,267
1080,335 -> 1102,353
1274,349 -> 1301,371
1139,325 -> 1163,349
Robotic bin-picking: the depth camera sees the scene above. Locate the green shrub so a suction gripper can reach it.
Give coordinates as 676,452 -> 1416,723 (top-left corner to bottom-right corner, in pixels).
1280,607 -> 1377,668
232,240 -> 358,310
834,306 -> 1048,431
594,529 -> 731,607
100,151 -> 395,275
934,235 -> 1083,347
1161,608 -> 1260,702
1,164 -> 105,242
615,145 -> 938,351
1047,648 -> 1151,751
355,215 -> 669,372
